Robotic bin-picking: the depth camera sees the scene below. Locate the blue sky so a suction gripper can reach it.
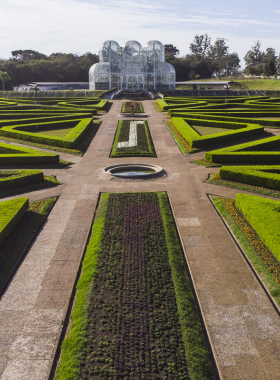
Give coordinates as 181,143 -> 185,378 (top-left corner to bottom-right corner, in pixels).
0,0 -> 279,66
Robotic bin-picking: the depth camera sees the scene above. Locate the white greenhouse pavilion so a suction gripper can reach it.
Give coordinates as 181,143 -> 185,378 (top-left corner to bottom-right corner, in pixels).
89,40 -> 176,91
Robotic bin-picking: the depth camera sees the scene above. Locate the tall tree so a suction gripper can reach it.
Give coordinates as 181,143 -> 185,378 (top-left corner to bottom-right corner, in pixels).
189,34 -> 211,61
0,71 -> 11,90
244,40 -> 263,66
207,38 -> 229,75
224,53 -> 241,76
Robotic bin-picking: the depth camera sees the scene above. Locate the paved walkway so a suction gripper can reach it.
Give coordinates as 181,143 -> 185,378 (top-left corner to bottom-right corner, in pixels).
0,100 -> 280,379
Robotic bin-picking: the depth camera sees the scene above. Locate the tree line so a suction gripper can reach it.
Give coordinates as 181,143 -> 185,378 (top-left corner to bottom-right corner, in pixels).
0,36 -> 280,89
165,35 -> 280,81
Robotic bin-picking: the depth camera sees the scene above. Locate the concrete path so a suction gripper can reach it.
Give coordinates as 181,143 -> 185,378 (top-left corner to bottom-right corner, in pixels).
0,100 -> 280,379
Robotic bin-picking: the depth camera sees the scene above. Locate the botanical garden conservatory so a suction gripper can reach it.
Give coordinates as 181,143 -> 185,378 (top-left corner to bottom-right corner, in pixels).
89,40 -> 176,91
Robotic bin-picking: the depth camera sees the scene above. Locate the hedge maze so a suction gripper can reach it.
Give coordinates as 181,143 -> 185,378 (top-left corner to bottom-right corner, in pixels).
0,95 -> 109,292
158,94 -> 280,306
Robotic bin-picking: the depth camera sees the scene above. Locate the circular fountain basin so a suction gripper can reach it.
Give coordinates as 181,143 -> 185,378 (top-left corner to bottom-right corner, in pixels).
104,164 -> 162,178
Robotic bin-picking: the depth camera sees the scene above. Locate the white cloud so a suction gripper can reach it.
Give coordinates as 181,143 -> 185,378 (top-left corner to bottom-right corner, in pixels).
0,0 -> 279,69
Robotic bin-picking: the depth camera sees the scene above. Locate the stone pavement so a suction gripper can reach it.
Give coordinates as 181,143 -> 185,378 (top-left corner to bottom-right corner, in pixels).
0,100 -> 280,379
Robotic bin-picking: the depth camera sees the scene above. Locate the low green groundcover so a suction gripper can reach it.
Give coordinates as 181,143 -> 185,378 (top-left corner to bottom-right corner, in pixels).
236,193 -> 280,262
111,120 -> 156,157
55,192 -> 214,380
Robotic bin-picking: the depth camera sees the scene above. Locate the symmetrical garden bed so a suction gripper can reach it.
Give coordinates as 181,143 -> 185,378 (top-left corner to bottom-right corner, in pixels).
171,117 -> 264,149
56,192 -> 214,380
111,120 -> 156,157
121,102 -> 144,113
212,195 -> 280,306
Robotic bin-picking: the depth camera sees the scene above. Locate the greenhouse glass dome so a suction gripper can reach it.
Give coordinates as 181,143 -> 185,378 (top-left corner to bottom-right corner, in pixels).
89,40 -> 176,91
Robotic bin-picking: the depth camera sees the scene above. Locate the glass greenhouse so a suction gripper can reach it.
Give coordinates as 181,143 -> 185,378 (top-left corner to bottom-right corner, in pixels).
89,40 -> 176,91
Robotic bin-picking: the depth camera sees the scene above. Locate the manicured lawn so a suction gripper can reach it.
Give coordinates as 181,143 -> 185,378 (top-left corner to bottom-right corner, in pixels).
31,127 -> 73,137
191,125 -> 232,136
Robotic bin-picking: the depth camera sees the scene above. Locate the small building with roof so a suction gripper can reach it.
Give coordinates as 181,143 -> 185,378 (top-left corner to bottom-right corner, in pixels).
89,40 -> 176,91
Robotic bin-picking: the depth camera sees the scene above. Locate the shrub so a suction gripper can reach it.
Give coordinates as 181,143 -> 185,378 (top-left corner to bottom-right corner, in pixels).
205,135 -> 280,164
236,194 -> 280,262
0,170 -> 44,190
0,118 -> 93,149
0,142 -> 59,164
0,197 -> 29,245
171,117 -> 264,148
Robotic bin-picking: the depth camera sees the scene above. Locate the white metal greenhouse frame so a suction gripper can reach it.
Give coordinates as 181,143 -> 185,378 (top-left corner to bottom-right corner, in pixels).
89,40 -> 176,91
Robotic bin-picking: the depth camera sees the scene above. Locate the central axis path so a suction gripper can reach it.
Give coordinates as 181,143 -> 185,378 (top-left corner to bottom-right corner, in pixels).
0,100 -> 280,380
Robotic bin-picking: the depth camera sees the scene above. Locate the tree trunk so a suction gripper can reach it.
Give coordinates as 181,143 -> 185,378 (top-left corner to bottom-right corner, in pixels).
2,80 -> 5,91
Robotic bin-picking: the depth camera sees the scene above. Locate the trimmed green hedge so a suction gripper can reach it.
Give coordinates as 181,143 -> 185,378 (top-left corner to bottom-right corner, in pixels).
205,135 -> 280,164
236,194 -> 280,262
57,99 -> 108,110
157,99 -> 207,111
0,197 -> 29,245
220,165 -> 280,190
0,142 -> 59,164
171,117 -> 264,148
169,111 -> 280,127
0,118 -> 93,149
0,170 -> 44,190
0,113 -> 93,125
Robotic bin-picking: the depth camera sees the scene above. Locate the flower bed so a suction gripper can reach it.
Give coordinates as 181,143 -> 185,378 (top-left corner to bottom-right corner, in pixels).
212,195 -> 280,305
164,121 -> 199,154
56,192 -> 214,380
111,120 -> 156,157
121,101 -> 144,113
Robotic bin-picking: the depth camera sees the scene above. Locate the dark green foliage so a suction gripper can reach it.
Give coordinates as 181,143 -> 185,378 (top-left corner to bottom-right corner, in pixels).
205,135 -> 280,164
56,192 -> 214,380
219,165 -> 280,190
111,120 -> 156,157
0,197 -> 55,292
0,197 -> 29,245
0,169 -> 44,190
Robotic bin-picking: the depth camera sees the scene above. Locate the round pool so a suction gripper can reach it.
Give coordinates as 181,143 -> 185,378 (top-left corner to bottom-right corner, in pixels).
104,164 -> 163,178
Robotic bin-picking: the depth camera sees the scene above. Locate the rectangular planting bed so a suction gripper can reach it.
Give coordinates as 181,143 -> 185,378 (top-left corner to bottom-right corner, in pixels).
111,120 -> 156,157
121,102 -> 144,113
55,192 -> 214,380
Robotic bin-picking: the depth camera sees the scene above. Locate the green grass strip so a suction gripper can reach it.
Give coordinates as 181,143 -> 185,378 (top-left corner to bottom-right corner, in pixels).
55,193 -> 109,380
212,196 -> 280,306
158,192 -> 214,380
